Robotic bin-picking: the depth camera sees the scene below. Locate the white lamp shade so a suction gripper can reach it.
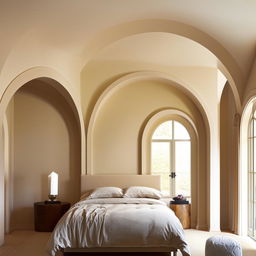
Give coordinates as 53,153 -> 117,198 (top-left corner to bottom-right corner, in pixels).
48,171 -> 58,195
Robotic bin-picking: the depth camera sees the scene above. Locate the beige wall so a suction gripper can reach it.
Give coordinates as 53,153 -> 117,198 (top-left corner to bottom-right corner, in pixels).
9,80 -> 81,230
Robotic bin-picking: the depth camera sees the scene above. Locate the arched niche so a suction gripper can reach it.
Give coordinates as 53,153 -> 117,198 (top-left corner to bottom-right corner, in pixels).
0,67 -> 85,173
81,19 -> 242,111
87,71 -> 210,175
0,67 -> 85,240
87,71 -> 213,230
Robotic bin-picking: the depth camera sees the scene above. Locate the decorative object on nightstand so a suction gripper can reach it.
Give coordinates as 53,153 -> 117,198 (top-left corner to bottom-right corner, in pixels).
46,171 -> 60,204
170,194 -> 191,229
34,201 -> 70,232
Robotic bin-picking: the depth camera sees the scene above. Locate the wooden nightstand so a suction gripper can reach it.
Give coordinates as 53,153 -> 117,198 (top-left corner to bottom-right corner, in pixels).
34,202 -> 70,232
170,203 -> 191,229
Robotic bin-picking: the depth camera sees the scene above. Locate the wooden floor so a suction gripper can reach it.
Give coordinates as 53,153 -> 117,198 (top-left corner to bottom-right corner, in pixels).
0,229 -> 256,256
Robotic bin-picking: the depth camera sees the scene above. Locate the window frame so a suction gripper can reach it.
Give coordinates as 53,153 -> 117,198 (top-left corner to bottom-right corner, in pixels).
151,120 -> 191,197
248,108 -> 256,240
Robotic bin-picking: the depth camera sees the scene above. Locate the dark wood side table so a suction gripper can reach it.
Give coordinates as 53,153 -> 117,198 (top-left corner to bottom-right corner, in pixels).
34,202 -> 70,232
170,203 -> 191,229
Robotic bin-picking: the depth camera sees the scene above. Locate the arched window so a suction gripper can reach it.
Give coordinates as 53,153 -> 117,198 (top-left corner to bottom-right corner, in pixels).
151,120 -> 191,197
248,108 -> 256,240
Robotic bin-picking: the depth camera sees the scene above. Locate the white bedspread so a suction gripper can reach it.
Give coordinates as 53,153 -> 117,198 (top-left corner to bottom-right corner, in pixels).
47,198 -> 190,256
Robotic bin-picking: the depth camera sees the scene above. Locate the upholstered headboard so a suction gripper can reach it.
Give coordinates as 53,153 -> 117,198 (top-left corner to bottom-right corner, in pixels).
81,175 -> 161,194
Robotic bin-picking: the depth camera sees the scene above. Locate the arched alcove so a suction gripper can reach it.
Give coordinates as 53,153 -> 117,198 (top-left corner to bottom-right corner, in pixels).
6,79 -> 81,230
87,71 -> 210,175
0,67 -> 84,242
0,67 -> 85,175
87,73 -> 210,229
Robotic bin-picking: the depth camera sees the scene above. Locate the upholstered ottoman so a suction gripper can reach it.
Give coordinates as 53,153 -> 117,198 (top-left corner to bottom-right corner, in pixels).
205,236 -> 242,256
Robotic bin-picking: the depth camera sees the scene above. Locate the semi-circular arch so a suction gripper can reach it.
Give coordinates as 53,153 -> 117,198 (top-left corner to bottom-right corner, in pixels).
81,19 -> 243,111
0,66 -> 86,174
87,70 -> 210,175
87,70 -> 222,229
141,109 -> 198,174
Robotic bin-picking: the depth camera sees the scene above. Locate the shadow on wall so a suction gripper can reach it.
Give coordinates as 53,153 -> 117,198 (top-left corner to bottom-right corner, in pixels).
8,79 -> 81,230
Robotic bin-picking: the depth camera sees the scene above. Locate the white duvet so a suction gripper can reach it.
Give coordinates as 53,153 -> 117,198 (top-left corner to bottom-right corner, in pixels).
47,198 -> 190,256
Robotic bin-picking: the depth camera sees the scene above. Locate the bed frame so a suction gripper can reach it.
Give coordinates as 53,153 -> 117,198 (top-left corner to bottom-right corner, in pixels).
63,247 -> 177,255
62,174 -> 178,256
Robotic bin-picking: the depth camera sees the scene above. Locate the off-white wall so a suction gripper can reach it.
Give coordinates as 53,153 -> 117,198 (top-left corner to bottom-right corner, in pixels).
10,80 -> 81,230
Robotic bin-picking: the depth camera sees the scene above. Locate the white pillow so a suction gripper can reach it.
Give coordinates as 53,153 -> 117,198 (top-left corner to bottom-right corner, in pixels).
124,186 -> 162,199
87,186 -> 123,199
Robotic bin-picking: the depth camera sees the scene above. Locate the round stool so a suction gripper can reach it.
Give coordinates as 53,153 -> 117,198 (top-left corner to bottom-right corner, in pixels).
205,236 -> 242,256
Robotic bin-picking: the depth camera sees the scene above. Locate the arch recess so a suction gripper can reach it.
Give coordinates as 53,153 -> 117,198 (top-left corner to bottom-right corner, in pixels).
81,19 -> 242,111
0,66 -> 85,174
87,71 -> 210,175
87,71 -> 215,229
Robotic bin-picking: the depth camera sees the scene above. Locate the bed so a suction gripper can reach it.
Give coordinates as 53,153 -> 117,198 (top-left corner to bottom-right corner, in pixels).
47,175 -> 190,256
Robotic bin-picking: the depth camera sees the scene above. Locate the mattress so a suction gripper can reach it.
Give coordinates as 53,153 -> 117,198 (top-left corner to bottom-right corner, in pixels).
47,198 -> 190,256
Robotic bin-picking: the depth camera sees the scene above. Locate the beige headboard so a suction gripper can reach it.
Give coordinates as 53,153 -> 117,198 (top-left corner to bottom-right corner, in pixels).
81,175 -> 161,193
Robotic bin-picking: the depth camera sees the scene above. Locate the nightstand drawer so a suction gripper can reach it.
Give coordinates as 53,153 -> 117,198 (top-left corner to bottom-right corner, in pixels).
34,202 -> 70,232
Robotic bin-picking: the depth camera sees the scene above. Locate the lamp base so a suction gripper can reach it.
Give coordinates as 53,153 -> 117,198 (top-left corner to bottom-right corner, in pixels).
45,195 -> 60,204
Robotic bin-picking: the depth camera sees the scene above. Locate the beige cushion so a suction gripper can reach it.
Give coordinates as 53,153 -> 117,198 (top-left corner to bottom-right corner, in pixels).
124,186 -> 162,199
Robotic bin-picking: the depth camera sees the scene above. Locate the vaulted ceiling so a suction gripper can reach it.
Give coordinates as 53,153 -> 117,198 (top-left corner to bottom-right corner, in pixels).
1,0 -> 256,91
